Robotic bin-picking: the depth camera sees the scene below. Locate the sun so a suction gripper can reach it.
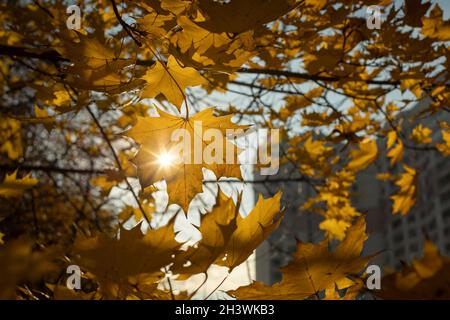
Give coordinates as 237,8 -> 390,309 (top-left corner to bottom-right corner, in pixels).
157,151 -> 174,168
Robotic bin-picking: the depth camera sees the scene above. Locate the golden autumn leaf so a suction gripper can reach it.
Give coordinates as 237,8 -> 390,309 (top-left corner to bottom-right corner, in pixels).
2,0 -> 450,302
230,218 -> 371,299
0,117 -> 22,160
391,165 -> 417,215
305,0 -> 327,10
0,238 -> 60,299
387,140 -> 404,166
0,171 -> 38,198
73,219 -> 181,299
33,105 -> 55,133
50,284 -> 96,300
126,107 -> 247,212
195,0 -> 295,33
319,218 -> 351,241
421,5 -> 450,41
141,55 -> 207,109
376,240 -> 450,299
161,0 -> 191,15
411,124 -> 432,144
171,191 -> 239,279
347,138 -> 378,171
323,278 -> 365,300
437,130 -> 450,156
215,191 -> 283,270
56,32 -> 141,94
171,16 -> 230,55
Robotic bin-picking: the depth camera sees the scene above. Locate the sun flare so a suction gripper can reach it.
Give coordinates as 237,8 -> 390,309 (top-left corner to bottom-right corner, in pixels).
157,152 -> 174,167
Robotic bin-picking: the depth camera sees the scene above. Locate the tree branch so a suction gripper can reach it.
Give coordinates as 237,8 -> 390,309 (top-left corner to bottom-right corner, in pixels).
110,0 -> 142,47
237,67 -> 401,86
0,45 -> 67,63
86,105 -> 152,226
0,163 -> 106,175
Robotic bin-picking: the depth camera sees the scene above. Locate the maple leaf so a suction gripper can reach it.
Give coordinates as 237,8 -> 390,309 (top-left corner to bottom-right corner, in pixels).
50,284 -> 96,300
387,140 -> 404,166
421,5 -> 450,41
437,130 -> 450,156
319,218 -> 351,241
215,191 -> 283,270
161,0 -> 191,15
230,218 -> 371,299
141,55 -> 207,109
376,240 -> 450,299
404,0 -> 431,27
3,0 -> 450,301
323,278 -> 365,300
126,107 -> 247,212
0,171 -> 38,198
347,138 -> 378,171
171,16 -> 230,55
56,32 -> 142,94
0,117 -> 22,160
171,191 -> 239,279
391,165 -> 418,215
195,0 -> 296,33
73,219 -> 181,299
411,124 -> 432,144
0,238 -> 60,299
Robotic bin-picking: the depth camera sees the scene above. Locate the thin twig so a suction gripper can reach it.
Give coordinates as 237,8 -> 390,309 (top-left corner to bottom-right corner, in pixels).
86,105 -> 151,226
110,0 -> 142,47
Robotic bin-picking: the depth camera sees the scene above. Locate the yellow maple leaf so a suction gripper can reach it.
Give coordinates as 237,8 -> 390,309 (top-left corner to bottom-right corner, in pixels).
0,237 -> 60,299
0,117 -> 22,160
171,191 -> 239,279
411,124 -> 432,144
230,218 -> 371,299
376,240 -> 450,299
319,218 -> 351,241
56,32 -> 142,94
437,130 -> 450,156
305,0 -> 327,10
126,107 -> 247,212
0,171 -> 38,198
73,219 -> 181,299
391,165 -> 417,215
215,191 -> 283,270
161,0 -> 191,15
347,138 -> 378,171
387,140 -> 404,166
171,16 -> 230,55
422,5 -> 450,41
141,55 -> 207,109
195,0 -> 295,33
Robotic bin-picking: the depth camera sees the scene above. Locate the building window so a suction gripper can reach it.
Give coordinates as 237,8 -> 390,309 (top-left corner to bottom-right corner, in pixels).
393,233 -> 404,243
446,243 -> 450,254
392,219 -> 402,229
407,214 -> 416,223
421,209 -> 427,219
440,190 -> 450,204
428,219 -> 437,231
432,233 -> 438,243
409,243 -> 418,253
443,208 -> 450,220
445,226 -> 450,236
408,229 -> 417,238
438,171 -> 450,187
394,248 -> 405,257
